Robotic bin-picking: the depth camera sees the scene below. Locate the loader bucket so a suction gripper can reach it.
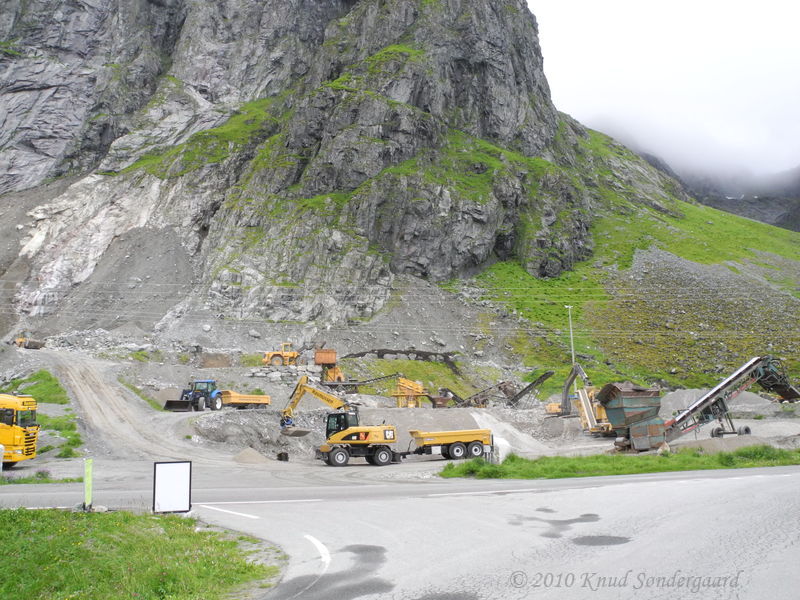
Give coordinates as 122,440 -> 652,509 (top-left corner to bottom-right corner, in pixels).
164,400 -> 193,412
280,427 -> 312,437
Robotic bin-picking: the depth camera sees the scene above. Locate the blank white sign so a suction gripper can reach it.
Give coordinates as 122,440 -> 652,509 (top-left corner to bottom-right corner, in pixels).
153,461 -> 192,513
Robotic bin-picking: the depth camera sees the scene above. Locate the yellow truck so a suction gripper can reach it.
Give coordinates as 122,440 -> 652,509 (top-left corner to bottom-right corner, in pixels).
0,394 -> 39,466
316,417 -> 492,466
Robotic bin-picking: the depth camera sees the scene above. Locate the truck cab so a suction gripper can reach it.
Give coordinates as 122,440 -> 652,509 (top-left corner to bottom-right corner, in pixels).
0,394 -> 39,466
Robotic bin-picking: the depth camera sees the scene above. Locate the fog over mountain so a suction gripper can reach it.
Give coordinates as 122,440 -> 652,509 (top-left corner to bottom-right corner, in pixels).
529,0 -> 800,179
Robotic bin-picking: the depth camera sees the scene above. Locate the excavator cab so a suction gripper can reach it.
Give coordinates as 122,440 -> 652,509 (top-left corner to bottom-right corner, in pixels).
326,411 -> 359,439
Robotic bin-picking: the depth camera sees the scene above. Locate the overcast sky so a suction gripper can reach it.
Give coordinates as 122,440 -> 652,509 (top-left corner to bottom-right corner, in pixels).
527,0 -> 800,177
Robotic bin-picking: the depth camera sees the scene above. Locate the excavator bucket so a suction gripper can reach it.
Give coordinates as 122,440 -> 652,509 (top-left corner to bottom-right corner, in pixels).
280,427 -> 312,437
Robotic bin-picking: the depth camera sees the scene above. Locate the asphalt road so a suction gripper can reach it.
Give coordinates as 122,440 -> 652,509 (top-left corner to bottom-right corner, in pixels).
4,351 -> 799,599
4,464 -> 799,600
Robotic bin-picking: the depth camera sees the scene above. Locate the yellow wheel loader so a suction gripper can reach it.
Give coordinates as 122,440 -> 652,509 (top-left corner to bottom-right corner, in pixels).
263,342 -> 302,367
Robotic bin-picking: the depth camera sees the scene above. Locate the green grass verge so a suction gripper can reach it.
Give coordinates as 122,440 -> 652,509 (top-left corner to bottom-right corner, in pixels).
0,369 -> 70,404
119,378 -> 163,411
440,446 -> 800,480
239,353 -> 264,367
37,414 -> 83,455
0,470 -> 82,485
0,509 -> 278,599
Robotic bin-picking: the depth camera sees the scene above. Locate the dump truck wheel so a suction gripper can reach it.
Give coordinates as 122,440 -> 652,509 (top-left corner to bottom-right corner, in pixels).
372,447 -> 392,466
271,356 -> 284,366
329,447 -> 349,466
467,442 -> 483,458
440,445 -> 450,459
449,442 -> 467,460
210,396 -> 222,411
365,454 -> 376,465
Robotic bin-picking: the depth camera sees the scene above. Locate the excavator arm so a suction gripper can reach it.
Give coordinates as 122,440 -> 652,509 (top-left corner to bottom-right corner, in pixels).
559,363 -> 592,416
282,375 -> 351,419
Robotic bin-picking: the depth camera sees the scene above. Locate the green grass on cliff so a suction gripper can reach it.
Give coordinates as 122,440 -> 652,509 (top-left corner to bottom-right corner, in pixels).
123,97 -> 281,178
472,141 -> 800,391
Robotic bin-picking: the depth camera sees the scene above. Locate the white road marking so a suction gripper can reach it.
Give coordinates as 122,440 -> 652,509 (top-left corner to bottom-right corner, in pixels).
285,535 -> 332,600
199,499 -> 323,505
196,504 -> 259,519
304,534 -> 331,569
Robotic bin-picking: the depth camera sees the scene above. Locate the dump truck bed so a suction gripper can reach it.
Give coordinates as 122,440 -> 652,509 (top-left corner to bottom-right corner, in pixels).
220,390 -> 271,408
408,429 -> 492,447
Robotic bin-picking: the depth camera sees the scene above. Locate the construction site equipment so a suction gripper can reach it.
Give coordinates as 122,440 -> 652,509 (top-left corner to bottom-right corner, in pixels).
506,370 -> 555,408
599,356 -> 800,451
11,337 -> 45,349
664,355 -> 800,442
391,377 -> 429,407
408,429 -> 492,460
597,382 -> 664,451
165,380 -> 271,412
316,419 -> 492,466
436,373 -> 553,409
218,390 -> 271,409
546,363 -> 592,416
280,375 -> 354,436
314,349 -> 345,383
263,342 -> 301,367
321,372 -> 402,394
0,394 -> 39,466
165,380 -> 224,412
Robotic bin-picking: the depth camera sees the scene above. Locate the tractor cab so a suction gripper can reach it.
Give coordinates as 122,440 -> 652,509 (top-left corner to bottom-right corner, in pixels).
191,380 -> 217,394
326,410 -> 360,439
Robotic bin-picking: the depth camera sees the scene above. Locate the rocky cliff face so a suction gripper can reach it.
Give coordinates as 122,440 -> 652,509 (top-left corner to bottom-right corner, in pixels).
0,0 -> 698,334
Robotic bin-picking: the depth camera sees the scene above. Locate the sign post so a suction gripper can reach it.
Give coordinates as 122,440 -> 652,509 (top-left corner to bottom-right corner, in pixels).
83,458 -> 93,511
153,461 -> 192,513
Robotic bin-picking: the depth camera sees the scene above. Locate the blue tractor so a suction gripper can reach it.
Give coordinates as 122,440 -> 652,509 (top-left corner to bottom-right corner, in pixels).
164,379 -> 223,412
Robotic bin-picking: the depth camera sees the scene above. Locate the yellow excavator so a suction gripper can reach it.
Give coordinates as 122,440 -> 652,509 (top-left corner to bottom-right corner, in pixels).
280,375 -> 355,437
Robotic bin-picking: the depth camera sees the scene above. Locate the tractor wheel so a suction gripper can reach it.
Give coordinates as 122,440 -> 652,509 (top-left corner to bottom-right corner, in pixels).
195,398 -> 204,412
329,447 -> 349,467
467,441 -> 484,458
271,356 -> 284,366
449,442 -> 467,460
210,396 -> 222,411
372,447 -> 392,466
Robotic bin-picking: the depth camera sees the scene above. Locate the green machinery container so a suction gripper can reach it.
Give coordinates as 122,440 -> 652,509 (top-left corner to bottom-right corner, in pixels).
596,382 -> 665,451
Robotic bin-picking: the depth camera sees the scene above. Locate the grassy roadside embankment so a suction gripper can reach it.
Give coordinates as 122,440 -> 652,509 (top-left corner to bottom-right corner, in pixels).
440,446 -> 800,479
0,508 -> 281,599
